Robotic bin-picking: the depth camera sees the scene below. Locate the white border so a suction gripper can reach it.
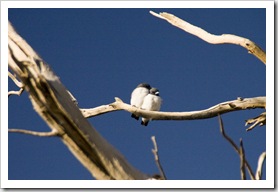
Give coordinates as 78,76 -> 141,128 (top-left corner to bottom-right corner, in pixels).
0,0 -> 273,8
265,0 -> 275,187
0,180 -> 273,189
1,0 -> 274,189
1,0 -> 9,189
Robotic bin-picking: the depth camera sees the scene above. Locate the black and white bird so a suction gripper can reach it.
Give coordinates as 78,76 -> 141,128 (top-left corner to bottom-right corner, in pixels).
141,87 -> 162,126
130,83 -> 151,120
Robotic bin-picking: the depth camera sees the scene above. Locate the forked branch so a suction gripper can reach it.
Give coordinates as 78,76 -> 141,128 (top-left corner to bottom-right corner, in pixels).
218,114 -> 255,180
218,114 -> 266,180
245,112 -> 266,131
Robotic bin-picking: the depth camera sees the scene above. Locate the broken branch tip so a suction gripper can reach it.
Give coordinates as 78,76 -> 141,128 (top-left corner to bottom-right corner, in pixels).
114,97 -> 123,103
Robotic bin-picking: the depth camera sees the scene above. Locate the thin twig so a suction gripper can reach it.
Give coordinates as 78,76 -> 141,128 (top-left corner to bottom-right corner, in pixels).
218,114 -> 255,180
67,90 -> 78,105
239,139 -> 246,180
151,136 -> 166,180
245,112 -> 266,131
9,129 -> 59,137
8,88 -> 24,97
8,71 -> 24,97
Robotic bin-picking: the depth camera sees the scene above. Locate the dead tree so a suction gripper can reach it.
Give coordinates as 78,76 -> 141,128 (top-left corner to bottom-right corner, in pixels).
8,11 -> 266,180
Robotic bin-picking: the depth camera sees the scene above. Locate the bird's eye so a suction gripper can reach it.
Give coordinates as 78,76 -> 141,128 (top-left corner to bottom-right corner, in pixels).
155,92 -> 159,95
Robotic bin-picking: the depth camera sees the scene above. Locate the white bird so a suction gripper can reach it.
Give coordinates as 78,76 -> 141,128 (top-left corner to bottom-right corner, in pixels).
141,87 -> 162,126
130,83 -> 151,120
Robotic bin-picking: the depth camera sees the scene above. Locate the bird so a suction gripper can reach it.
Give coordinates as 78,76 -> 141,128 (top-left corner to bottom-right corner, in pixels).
130,83 -> 151,120
141,87 -> 162,126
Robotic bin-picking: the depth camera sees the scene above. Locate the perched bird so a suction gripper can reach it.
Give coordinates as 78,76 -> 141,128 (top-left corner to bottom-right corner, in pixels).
130,83 -> 151,120
141,87 -> 162,126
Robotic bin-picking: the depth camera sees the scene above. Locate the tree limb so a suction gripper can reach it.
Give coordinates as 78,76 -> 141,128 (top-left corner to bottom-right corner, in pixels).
150,11 -> 266,64
8,21 -> 149,180
82,96 -> 265,121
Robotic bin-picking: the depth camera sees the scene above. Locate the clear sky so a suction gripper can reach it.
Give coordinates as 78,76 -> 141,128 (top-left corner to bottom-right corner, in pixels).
8,7 -> 266,182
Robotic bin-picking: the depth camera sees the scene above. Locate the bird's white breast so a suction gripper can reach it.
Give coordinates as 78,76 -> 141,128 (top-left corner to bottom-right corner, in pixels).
130,87 -> 149,107
141,94 -> 162,111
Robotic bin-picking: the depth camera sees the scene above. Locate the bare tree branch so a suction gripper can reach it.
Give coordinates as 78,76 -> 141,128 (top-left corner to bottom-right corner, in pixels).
151,136 -> 166,180
9,129 -> 59,137
150,11 -> 266,64
8,21 -> 149,180
255,151 -> 266,180
239,139 -> 246,180
81,102 -> 120,117
245,112 -> 266,131
82,96 -> 265,121
218,114 -> 255,180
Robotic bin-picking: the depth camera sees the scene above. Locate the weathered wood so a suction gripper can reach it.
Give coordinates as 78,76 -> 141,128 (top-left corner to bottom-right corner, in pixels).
82,96 -> 266,120
150,11 -> 266,64
8,22 -> 149,180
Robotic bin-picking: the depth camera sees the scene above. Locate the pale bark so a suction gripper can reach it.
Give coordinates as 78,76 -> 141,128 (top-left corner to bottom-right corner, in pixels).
150,11 -> 266,64
151,136 -> 166,180
8,22 -> 149,180
245,112 -> 266,131
256,152 -> 266,180
82,96 -> 265,121
8,129 -> 59,137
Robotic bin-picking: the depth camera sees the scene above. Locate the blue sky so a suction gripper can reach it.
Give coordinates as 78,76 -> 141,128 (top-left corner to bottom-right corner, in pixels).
7,7 -> 266,182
